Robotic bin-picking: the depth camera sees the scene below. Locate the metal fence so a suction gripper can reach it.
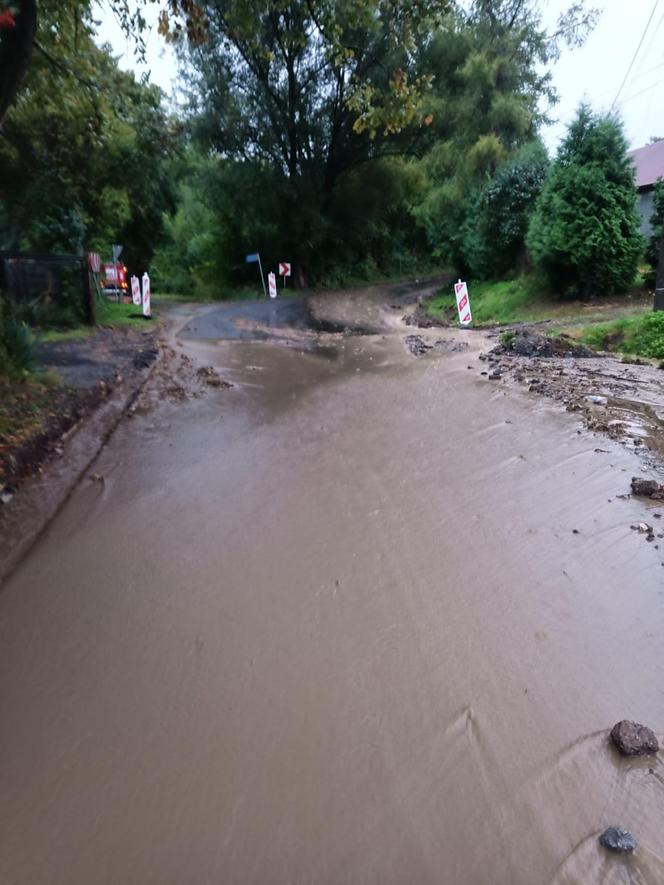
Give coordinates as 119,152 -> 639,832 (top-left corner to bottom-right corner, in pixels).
0,252 -> 95,327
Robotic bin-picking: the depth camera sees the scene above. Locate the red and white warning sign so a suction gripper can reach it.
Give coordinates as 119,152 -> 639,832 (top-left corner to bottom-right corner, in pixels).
141,272 -> 151,317
87,251 -> 101,274
268,271 -> 277,299
454,279 -> 472,326
130,275 -> 141,306
278,262 -> 291,277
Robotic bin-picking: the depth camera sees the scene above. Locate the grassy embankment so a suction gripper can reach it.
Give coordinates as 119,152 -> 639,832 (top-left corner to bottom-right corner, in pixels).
427,275 -> 664,361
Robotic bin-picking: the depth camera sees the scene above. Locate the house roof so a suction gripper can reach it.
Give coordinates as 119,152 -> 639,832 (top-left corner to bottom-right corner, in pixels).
628,140 -> 664,190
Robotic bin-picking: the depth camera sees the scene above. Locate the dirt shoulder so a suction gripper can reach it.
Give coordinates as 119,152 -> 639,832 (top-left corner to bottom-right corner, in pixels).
481,330 -> 664,467
0,325 -> 159,495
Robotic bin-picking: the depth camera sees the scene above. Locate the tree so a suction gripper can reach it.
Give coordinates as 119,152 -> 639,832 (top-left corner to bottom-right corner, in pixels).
179,0 -> 449,281
412,0 -> 597,268
646,178 -> 664,271
527,106 -> 643,296
0,5 -> 177,268
462,140 -> 549,278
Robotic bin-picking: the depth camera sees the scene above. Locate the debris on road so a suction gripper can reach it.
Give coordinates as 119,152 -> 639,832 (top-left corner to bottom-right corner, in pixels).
404,335 -> 432,357
491,330 -> 597,359
610,720 -> 659,756
631,477 -> 664,498
598,826 -> 637,854
196,366 -> 233,388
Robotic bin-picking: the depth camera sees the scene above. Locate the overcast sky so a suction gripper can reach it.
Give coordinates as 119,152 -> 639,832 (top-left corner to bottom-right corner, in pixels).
97,0 -> 664,152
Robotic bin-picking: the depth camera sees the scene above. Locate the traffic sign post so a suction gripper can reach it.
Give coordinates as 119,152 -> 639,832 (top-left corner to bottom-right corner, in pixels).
278,262 -> 291,288
111,244 -> 123,303
454,279 -> 473,327
268,271 -> 277,299
245,252 -> 267,297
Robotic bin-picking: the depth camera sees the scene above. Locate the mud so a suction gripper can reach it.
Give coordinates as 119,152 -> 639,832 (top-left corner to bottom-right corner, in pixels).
1,291 -> 664,884
480,336 -> 664,466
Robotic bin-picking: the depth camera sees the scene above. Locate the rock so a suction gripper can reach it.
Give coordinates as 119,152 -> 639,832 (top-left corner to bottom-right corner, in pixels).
598,826 -> 637,854
404,335 -> 432,357
631,477 -> 664,497
488,369 -> 502,380
611,720 -> 659,756
588,395 -> 608,405
638,522 -> 653,534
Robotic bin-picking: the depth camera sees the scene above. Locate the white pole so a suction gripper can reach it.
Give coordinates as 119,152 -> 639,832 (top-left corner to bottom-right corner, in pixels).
257,253 -> 267,298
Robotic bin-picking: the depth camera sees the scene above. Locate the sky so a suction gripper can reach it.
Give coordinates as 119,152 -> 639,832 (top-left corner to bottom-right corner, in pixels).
96,0 -> 664,152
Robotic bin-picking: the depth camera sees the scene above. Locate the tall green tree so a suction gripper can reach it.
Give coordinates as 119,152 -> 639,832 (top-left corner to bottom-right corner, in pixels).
527,106 -> 643,295
0,6 -> 177,268
413,0 -> 597,269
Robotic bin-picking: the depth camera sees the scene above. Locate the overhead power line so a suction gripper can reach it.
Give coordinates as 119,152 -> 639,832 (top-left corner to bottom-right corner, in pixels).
611,0 -> 662,110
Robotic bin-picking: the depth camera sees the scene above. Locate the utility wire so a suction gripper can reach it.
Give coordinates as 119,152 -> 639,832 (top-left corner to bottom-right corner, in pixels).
611,0 -> 662,110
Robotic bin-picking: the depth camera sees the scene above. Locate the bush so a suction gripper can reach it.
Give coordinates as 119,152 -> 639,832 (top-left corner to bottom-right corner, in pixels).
527,106 -> 643,296
0,301 -> 34,373
463,141 -> 549,279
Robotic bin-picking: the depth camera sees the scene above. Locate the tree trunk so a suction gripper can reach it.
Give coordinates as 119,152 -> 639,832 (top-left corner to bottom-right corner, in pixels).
0,0 -> 37,126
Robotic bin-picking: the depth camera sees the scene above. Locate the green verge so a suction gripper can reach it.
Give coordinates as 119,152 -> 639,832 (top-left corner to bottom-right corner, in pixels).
580,312 -> 664,362
427,274 -> 654,329
39,299 -> 153,342
427,277 -> 555,326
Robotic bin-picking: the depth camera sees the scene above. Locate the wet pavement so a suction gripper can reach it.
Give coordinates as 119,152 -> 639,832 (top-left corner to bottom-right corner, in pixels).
1,292 -> 664,884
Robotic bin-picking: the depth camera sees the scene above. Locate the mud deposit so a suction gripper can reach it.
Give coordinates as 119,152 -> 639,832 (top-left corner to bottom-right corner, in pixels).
1,296 -> 663,884
482,330 -> 664,466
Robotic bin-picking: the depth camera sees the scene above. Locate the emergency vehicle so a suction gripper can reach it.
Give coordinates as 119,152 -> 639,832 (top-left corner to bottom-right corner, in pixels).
101,262 -> 129,298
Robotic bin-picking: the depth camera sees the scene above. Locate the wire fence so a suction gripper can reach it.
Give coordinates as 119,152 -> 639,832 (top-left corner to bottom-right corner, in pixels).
0,252 -> 95,329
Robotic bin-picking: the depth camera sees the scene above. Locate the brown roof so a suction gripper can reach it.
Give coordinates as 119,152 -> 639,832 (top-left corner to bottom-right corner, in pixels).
628,140 -> 664,190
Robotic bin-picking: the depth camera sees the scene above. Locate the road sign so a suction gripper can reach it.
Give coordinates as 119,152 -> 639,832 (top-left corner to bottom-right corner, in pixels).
87,252 -> 101,274
130,275 -> 141,306
268,271 -> 277,299
112,244 -> 123,262
141,272 -> 151,318
278,262 -> 291,277
245,252 -> 267,297
454,279 -> 472,326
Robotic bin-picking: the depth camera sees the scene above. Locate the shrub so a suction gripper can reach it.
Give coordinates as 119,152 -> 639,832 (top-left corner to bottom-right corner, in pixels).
463,141 -> 549,279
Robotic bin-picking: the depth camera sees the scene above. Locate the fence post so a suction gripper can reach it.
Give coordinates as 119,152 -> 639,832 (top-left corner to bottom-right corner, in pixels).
82,258 -> 96,326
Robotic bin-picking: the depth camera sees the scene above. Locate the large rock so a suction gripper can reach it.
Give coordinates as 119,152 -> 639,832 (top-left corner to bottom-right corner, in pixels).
611,720 -> 659,756
631,477 -> 664,498
599,826 -> 637,854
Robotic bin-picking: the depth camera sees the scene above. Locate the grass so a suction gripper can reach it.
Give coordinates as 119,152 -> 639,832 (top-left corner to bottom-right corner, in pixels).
426,274 -> 655,329
38,297 -> 153,342
427,277 -> 555,326
579,312 -> 664,361
0,371 -> 62,447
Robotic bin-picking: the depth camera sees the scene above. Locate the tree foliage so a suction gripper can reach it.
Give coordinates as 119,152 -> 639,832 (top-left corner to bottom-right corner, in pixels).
413,0 -> 596,269
462,140 -> 549,278
646,178 -> 664,272
527,106 -> 643,295
0,4 -> 177,270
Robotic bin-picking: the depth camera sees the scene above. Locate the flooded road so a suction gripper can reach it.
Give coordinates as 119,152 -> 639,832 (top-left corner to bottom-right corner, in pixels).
1,296 -> 664,883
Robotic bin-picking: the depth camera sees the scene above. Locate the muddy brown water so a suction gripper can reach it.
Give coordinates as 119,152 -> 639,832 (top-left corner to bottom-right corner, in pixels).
1,304 -> 664,884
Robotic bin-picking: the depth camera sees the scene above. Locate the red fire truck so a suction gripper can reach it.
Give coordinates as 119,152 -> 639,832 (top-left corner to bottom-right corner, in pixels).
101,262 -> 129,298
